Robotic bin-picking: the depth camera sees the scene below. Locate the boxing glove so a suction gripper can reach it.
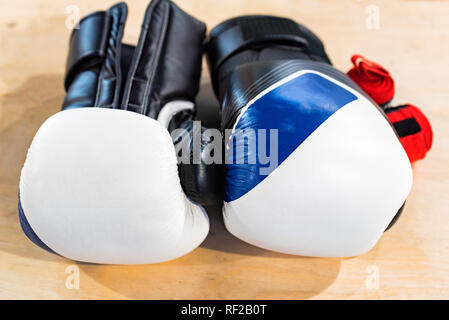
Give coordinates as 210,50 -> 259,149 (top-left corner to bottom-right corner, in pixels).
19,0 -> 219,264
206,16 -> 413,257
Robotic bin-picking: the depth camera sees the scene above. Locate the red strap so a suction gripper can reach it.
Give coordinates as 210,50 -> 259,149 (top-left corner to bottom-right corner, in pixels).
386,104 -> 433,162
347,54 -> 395,105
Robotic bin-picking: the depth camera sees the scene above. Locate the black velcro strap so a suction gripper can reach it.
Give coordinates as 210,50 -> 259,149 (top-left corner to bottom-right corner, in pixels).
392,118 -> 422,138
64,11 -> 110,90
207,16 -> 309,75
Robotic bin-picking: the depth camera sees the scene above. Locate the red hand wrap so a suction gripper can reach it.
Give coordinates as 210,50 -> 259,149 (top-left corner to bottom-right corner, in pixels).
347,54 -> 395,105
385,104 -> 433,163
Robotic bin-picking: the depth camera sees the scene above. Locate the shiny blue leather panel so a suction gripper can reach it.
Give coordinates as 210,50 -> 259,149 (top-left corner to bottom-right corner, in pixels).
226,72 -> 357,202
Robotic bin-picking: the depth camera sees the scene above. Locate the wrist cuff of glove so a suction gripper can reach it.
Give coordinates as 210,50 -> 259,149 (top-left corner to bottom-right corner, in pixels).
64,3 -> 127,91
207,15 -> 330,77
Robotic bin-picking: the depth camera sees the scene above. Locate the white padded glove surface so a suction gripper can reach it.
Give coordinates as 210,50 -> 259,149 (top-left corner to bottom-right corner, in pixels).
19,108 -> 209,264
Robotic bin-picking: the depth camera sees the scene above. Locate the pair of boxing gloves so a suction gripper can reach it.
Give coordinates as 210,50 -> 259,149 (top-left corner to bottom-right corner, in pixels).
18,0 -> 432,264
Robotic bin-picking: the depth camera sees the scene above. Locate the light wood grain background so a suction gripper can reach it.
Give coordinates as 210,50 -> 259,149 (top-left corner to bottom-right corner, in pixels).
0,0 -> 448,299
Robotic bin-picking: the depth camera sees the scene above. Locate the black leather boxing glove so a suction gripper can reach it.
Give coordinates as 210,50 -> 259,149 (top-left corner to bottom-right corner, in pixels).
19,0 -> 220,264
206,16 -> 412,257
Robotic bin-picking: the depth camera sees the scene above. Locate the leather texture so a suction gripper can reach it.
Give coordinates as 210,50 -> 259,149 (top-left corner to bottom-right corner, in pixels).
63,3 -> 127,109
121,0 -> 205,117
207,15 -> 331,98
225,72 -> 358,202
206,15 -> 412,257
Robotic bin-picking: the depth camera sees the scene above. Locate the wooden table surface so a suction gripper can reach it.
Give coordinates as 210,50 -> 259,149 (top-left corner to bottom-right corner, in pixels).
1,0 -> 448,299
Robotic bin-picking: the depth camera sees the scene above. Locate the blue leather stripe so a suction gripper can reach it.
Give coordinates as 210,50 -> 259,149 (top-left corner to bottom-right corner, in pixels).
18,191 -> 55,254
225,72 -> 357,202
